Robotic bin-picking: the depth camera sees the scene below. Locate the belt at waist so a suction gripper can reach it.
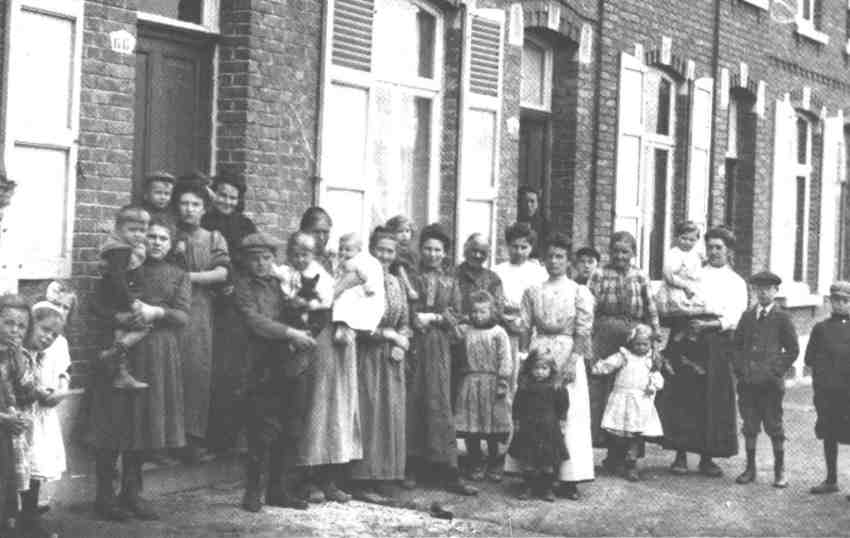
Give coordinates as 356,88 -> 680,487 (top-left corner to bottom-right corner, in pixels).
535,329 -> 571,336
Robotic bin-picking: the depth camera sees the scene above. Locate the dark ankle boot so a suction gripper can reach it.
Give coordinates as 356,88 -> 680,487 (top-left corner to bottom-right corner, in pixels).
773,451 -> 787,488
517,473 -> 535,500
670,451 -> 688,474
120,452 -> 159,520
736,449 -> 756,484
624,459 -> 640,482
242,449 -> 267,513
112,359 -> 149,390
540,474 -> 556,502
94,451 -> 131,522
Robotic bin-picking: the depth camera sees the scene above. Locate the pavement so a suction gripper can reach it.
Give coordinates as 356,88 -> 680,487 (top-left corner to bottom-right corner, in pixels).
28,386 -> 850,537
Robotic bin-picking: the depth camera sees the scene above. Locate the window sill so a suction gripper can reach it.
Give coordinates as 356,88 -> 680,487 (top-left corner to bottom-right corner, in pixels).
795,21 -> 830,45
740,0 -> 768,10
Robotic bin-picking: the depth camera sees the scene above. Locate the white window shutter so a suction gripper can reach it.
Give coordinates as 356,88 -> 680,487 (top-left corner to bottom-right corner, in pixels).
614,52 -> 646,254
2,0 -> 84,282
769,96 -> 797,284
818,114 -> 844,294
458,8 -> 505,261
330,0 -> 375,72
687,77 -> 714,234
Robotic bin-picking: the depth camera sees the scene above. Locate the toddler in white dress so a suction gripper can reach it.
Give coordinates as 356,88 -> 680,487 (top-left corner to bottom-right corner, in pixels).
331,233 -> 385,345
656,221 -> 707,318
592,324 -> 664,482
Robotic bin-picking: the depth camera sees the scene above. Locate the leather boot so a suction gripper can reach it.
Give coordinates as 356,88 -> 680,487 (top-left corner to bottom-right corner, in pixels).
736,449 -> 756,484
266,450 -> 308,510
120,452 -> 159,520
773,451 -> 788,488
111,358 -> 149,391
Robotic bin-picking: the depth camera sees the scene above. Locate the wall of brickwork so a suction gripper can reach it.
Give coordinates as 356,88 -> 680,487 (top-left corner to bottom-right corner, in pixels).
437,5 -> 462,255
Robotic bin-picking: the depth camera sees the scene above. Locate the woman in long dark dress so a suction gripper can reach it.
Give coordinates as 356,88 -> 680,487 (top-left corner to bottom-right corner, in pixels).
201,175 -> 257,452
349,227 -> 410,503
173,176 -> 231,461
90,218 -> 191,521
659,226 -> 747,476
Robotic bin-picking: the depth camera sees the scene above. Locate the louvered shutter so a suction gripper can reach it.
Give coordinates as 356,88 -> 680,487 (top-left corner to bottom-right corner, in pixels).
458,8 -> 504,259
614,52 -> 647,257
320,0 -> 376,242
769,96 -> 797,285
331,0 -> 374,72
687,77 -> 714,235
818,113 -> 845,294
2,0 -> 84,284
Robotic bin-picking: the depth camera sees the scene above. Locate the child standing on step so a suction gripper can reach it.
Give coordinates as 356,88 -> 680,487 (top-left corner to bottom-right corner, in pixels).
591,324 -> 664,481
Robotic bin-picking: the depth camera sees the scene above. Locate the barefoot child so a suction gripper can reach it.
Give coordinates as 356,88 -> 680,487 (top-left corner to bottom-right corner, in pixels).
98,205 -> 157,390
454,291 -> 512,482
508,351 -> 569,501
18,302 -> 74,530
332,233 -> 385,345
591,324 -> 664,481
733,271 -> 798,488
806,281 -> 850,497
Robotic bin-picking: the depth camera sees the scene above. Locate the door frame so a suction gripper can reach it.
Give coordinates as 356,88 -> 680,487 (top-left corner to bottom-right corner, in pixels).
133,19 -> 216,200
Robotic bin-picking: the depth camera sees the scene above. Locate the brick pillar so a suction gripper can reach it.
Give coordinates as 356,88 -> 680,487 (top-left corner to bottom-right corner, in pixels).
217,0 -> 321,239
71,0 -> 139,381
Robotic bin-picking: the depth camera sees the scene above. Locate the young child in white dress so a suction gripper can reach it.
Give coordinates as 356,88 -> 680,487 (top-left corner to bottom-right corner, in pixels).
655,221 -> 707,318
331,233 -> 385,345
591,324 -> 664,482
19,293 -> 76,527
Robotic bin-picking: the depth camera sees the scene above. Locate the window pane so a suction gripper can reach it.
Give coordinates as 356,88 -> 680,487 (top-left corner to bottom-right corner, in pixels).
7,145 -> 69,261
326,83 -> 369,187
138,0 -> 202,24
373,92 -> 431,227
375,0 -> 437,80
802,0 -> 812,20
325,188 -> 365,246
460,200 -> 493,250
794,176 -> 806,281
797,118 -> 808,165
656,79 -> 671,136
14,9 -> 74,133
463,109 -> 497,190
649,148 -> 669,280
521,41 -> 545,107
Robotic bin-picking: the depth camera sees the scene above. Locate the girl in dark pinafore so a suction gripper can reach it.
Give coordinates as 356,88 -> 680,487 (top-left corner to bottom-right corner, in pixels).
508,350 -> 569,502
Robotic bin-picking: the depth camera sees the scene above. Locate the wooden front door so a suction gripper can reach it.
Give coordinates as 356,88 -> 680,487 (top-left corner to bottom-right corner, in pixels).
133,23 -> 213,199
518,112 -> 549,210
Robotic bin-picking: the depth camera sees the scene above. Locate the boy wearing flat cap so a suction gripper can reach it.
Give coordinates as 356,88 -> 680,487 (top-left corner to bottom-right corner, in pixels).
805,281 -> 850,498
733,270 -> 799,488
233,232 -> 316,512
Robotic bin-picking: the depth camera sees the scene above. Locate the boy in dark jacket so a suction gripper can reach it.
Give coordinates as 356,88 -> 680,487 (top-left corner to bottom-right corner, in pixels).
733,271 -> 799,488
233,232 -> 316,513
806,281 -> 850,497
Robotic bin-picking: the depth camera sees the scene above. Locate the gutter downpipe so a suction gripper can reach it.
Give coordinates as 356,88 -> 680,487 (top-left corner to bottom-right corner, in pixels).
453,1 -> 469,259
589,0 -> 603,248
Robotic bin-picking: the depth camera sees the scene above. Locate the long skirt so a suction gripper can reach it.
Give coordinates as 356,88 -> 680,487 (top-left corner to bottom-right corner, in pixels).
505,333 -> 595,482
350,338 -> 406,480
406,326 -> 457,466
658,329 -> 738,458
297,327 -> 362,466
180,285 -> 214,440
589,316 -> 636,447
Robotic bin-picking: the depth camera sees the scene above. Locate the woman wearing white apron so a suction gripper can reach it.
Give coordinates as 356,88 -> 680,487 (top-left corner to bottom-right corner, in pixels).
505,232 -> 595,499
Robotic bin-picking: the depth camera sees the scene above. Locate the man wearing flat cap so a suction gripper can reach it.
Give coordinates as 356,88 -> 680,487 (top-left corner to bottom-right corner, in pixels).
733,270 -> 798,488
805,280 -> 850,497
233,231 -> 316,512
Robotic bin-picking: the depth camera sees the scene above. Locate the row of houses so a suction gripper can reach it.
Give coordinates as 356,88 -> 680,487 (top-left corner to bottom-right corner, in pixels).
1,0 -> 849,383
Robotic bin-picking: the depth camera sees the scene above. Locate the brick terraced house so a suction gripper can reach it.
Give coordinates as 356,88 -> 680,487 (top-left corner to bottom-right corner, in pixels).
1,0 -> 850,445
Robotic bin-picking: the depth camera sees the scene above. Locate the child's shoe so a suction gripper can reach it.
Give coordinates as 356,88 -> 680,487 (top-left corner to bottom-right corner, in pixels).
810,481 -> 838,494
517,480 -> 533,500
540,485 -> 556,502
736,464 -> 756,484
112,359 -> 149,390
773,452 -> 787,488
624,461 -> 640,482
468,465 -> 485,481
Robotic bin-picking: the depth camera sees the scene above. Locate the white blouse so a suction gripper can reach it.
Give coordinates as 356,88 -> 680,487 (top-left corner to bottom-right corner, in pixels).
701,264 -> 748,331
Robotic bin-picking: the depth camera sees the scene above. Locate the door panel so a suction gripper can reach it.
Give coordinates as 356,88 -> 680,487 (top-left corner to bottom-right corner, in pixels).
518,113 -> 548,211
133,25 -> 213,199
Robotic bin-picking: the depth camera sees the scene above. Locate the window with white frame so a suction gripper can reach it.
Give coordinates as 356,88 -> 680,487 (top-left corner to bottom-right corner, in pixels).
320,0 -> 443,242
793,115 -> 812,284
520,37 -> 552,111
799,0 -> 816,25
137,0 -> 219,31
2,0 -> 84,281
795,0 -> 829,43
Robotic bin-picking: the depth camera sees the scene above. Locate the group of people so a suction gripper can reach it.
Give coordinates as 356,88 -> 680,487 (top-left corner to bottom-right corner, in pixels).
0,173 -> 849,536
